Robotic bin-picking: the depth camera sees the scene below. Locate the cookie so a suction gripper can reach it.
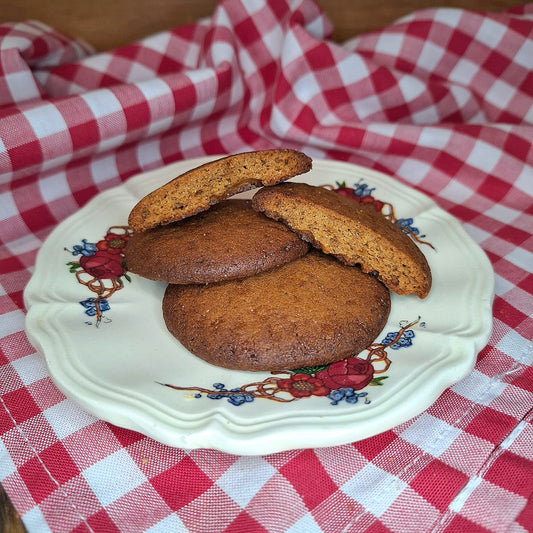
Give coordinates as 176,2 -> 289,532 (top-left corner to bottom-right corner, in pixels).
252,182 -> 431,298
125,199 -> 309,284
128,149 -> 312,232
162,251 -> 391,371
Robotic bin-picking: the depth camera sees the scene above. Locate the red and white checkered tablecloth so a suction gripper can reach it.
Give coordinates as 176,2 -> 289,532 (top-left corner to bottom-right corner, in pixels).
1,0 -> 532,531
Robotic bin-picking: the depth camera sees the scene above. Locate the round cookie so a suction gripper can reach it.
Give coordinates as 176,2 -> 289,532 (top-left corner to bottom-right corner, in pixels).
125,199 -> 309,284
128,149 -> 312,232
162,251 -> 391,371
252,182 -> 431,298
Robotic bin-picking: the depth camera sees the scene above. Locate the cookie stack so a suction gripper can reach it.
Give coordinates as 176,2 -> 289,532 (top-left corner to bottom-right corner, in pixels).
125,150 -> 431,371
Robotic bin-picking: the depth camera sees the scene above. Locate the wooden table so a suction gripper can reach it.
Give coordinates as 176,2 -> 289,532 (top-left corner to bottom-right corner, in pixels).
0,1 -> 521,532
0,0 -> 521,51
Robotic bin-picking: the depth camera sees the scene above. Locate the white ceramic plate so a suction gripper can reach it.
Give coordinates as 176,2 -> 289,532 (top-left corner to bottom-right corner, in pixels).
24,157 -> 494,455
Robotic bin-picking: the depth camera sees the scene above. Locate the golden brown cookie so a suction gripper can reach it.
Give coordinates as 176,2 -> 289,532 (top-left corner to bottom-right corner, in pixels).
252,182 -> 431,298
162,251 -> 391,371
128,149 -> 312,232
125,199 -> 309,284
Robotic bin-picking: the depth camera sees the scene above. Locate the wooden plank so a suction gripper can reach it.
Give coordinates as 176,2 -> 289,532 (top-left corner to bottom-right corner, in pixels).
0,486 -> 26,533
0,0 -> 520,51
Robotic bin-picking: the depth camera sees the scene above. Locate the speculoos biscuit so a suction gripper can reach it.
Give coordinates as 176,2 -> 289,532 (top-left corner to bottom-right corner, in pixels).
162,251 -> 391,371
125,199 -> 309,284
252,182 -> 431,298
128,149 -> 312,232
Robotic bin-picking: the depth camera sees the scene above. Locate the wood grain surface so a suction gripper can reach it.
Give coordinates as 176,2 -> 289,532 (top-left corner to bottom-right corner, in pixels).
0,486 -> 26,533
0,1 -> 520,532
0,0 -> 521,51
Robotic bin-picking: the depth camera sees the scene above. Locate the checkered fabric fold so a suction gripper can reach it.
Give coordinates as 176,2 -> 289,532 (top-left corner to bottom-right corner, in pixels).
0,1 -> 532,531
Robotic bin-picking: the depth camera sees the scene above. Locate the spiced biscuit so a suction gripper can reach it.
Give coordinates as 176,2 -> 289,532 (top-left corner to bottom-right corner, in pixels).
252,182 -> 431,298
128,149 -> 312,232
125,199 -> 309,284
162,251 -> 391,371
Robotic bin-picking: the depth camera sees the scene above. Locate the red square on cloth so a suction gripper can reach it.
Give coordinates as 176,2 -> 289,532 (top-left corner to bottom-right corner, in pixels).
39,442 -> 80,485
445,514 -> 493,533
18,455 -> 57,504
485,451 -> 533,498
477,175 -> 513,202
223,511 -> 268,533
279,449 -> 338,510
2,387 -> 42,424
355,430 -> 398,461
150,456 -> 214,510
493,296 -> 528,330
510,366 -> 533,394
0,406 -> 15,433
85,509 -> 120,532
465,407 -> 518,445
410,459 -> 469,511
107,424 -> 145,448
19,204 -> 57,234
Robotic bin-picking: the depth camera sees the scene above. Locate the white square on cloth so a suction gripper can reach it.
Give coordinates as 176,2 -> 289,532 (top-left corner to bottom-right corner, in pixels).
418,126 -> 453,149
396,158 -> 431,185
281,31 -> 304,65
450,57 -> 479,86
43,399 -> 97,440
337,55 -> 371,85
292,72 -> 322,103
484,203 -> 522,224
80,88 -> 125,120
485,79 -> 515,110
20,507 -> 51,533
374,33 -> 405,56
82,449 -> 147,507
341,463 -> 407,517
462,223 -> 491,245
38,171 -> 71,203
514,39 -> 533,69
438,178 -> 474,203
0,309 -> 25,339
90,154 -> 119,185
496,330 -> 533,365
284,513 -> 322,533
5,70 -> 42,104
400,413 -> 462,457
23,104 -> 68,138
216,456 -> 276,507
10,352 -> 49,386
466,139 -> 502,173
505,247 -> 533,274
418,41 -> 445,72
475,18 -> 508,48
145,514 -> 188,533
452,369 -> 507,406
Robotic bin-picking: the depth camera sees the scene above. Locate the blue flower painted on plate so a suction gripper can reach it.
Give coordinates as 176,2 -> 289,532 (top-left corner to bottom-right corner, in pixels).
395,217 -> 426,238
68,239 -> 98,257
328,389 -> 370,406
381,328 -> 415,350
79,297 -> 110,317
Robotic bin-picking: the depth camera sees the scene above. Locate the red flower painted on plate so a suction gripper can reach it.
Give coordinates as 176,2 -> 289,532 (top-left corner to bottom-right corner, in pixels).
277,373 -> 331,398
96,232 -> 130,255
334,185 -> 385,212
316,357 -> 374,391
80,250 -> 125,279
